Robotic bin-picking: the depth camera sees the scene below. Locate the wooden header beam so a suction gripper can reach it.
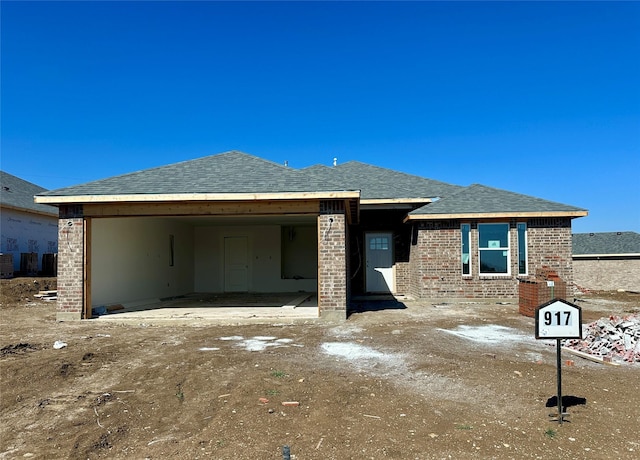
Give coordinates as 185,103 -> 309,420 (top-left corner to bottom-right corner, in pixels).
83,200 -> 324,218
35,190 -> 360,205
404,210 -> 588,222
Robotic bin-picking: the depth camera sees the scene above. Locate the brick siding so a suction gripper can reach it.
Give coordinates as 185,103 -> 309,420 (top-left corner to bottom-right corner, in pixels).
408,218 -> 575,300
573,259 -> 640,291
318,209 -> 347,318
56,209 -> 85,320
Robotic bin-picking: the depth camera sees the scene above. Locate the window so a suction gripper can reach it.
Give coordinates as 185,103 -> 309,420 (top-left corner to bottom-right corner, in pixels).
461,224 -> 471,275
369,236 -> 389,251
517,223 -> 527,275
478,223 -> 509,275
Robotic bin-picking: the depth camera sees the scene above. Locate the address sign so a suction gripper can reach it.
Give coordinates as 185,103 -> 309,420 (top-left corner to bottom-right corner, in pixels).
535,298 -> 582,340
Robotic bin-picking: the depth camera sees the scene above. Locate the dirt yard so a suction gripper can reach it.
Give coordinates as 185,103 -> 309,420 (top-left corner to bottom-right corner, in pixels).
1,278 -> 639,459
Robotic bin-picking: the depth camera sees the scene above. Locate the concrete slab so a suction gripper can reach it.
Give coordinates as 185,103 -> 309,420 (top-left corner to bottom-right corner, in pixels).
93,292 -> 319,324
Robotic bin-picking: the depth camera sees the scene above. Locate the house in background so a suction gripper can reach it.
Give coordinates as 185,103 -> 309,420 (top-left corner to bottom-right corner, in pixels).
1,171 -> 59,276
573,231 -> 640,292
35,151 -> 587,321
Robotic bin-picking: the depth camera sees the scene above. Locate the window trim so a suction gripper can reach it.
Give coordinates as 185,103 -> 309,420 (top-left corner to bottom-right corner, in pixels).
478,223 -> 511,276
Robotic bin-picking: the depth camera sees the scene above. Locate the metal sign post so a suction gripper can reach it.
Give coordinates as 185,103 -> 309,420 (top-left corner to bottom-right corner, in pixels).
555,337 -> 563,423
535,298 -> 582,424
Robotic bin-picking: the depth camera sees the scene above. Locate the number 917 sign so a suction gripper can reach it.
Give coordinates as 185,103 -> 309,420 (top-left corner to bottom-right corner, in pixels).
535,298 -> 582,340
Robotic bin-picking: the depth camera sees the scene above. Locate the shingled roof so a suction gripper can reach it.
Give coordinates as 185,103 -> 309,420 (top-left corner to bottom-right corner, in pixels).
573,232 -> 640,256
302,162 -> 462,201
406,184 -> 587,219
0,171 -> 57,216
37,151 -> 357,201
34,152 -> 588,222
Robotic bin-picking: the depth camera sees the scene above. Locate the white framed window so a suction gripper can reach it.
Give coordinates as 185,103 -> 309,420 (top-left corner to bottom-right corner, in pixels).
517,222 -> 528,275
461,223 -> 471,276
478,223 -> 510,275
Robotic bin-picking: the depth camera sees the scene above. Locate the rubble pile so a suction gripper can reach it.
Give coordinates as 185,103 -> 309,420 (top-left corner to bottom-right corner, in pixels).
564,315 -> 640,363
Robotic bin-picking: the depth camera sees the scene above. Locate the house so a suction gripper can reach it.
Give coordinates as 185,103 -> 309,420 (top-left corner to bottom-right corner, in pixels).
1,171 -> 59,276
572,232 -> 640,292
34,151 -> 587,321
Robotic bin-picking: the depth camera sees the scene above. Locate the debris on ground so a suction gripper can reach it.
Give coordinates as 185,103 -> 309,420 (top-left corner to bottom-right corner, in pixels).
53,340 -> 67,349
33,290 -> 57,301
563,314 -> 640,363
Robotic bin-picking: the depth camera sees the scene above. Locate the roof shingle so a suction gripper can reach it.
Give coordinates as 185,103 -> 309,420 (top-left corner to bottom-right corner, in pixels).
38,151 -> 353,197
302,161 -> 462,200
572,232 -> 640,255
409,184 -> 587,216
1,171 -> 58,216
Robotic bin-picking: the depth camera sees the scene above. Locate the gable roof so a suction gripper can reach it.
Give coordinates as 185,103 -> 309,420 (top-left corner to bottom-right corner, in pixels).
573,232 -> 640,257
302,162 -> 462,202
33,151 -> 588,223
0,171 -> 58,217
36,151 -> 359,203
406,184 -> 588,220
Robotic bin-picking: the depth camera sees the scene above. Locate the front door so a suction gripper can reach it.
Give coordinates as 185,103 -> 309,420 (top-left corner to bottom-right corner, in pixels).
365,232 -> 394,293
224,236 -> 248,292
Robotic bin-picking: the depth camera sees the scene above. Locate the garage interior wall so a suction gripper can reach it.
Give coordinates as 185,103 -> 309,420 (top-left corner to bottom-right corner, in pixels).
91,217 -> 194,306
194,224 -> 317,293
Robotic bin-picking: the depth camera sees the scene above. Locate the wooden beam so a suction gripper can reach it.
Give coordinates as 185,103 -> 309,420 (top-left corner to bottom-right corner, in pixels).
404,210 -> 588,222
561,347 -> 621,366
35,190 -> 360,204
83,200 -> 322,217
83,218 -> 92,319
360,198 -> 433,205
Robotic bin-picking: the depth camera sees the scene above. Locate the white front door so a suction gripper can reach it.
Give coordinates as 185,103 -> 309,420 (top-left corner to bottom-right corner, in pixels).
365,233 -> 394,293
224,236 -> 248,292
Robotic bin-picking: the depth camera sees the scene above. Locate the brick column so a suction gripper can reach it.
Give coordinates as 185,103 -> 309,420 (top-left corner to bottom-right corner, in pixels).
318,208 -> 347,321
57,205 -> 85,321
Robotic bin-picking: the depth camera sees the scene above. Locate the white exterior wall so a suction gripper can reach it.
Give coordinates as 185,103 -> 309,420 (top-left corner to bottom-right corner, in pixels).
0,208 -> 58,271
194,225 -> 317,293
91,217 -> 194,306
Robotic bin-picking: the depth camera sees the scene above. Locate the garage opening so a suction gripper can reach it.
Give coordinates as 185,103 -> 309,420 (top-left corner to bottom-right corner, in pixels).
90,215 -> 319,318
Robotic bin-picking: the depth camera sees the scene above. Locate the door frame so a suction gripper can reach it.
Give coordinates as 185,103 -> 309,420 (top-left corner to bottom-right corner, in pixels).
364,232 -> 395,293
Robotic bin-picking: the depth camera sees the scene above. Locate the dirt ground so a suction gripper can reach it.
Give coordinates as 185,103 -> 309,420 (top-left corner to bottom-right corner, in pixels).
1,278 -> 639,460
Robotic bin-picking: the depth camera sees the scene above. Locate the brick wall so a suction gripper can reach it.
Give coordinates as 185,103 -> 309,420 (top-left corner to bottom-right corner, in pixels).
526,219 -> 574,295
318,206 -> 347,319
56,212 -> 85,321
395,261 -> 410,295
518,277 -> 567,317
573,259 -> 640,291
408,218 -> 575,300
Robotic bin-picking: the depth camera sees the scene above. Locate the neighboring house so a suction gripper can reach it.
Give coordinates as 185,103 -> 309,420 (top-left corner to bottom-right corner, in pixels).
572,232 -> 640,292
1,171 -> 59,275
34,151 -> 587,321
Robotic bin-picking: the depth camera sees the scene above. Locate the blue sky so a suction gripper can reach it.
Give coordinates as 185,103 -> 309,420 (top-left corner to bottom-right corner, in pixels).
2,1 -> 639,233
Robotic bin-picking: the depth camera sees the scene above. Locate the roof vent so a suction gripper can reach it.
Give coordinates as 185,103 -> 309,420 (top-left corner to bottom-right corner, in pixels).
284,160 -> 288,167
333,157 -> 337,167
